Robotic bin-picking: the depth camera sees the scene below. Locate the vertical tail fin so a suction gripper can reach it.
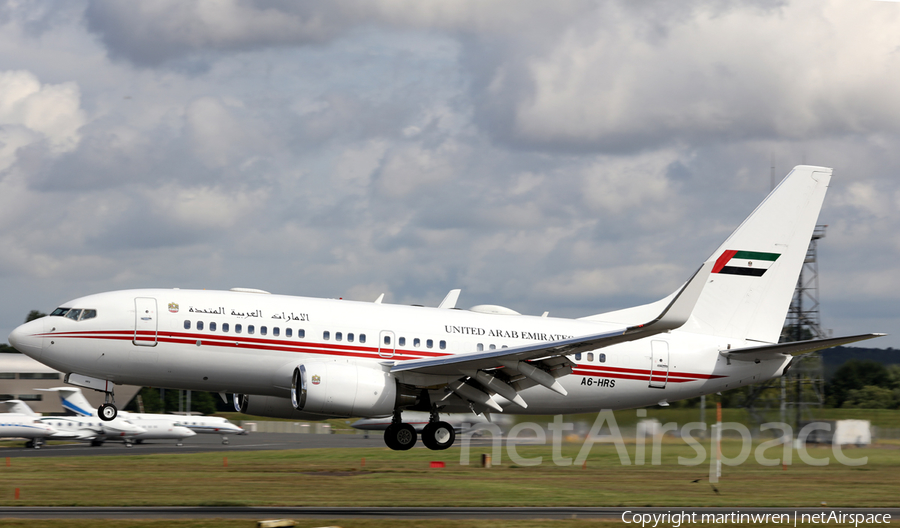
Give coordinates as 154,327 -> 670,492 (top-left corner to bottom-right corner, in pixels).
0,400 -> 38,416
38,387 -> 96,416
681,165 -> 832,343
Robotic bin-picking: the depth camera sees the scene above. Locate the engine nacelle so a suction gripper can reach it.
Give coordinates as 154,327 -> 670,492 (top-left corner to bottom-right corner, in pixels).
291,360 -> 406,417
232,393 -> 327,421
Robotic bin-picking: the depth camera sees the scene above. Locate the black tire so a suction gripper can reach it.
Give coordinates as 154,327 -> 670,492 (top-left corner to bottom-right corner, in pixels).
24,440 -> 34,449
383,424 -> 399,450
90,439 -> 104,447
99,403 -> 117,421
422,421 -> 456,450
383,423 -> 417,451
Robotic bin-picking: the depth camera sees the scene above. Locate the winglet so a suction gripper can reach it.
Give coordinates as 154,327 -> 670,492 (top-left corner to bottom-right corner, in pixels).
626,260 -> 714,335
439,289 -> 461,309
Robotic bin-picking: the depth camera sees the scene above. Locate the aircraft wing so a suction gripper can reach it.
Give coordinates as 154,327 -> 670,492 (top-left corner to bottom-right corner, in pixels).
720,333 -> 886,362
391,261 -> 713,386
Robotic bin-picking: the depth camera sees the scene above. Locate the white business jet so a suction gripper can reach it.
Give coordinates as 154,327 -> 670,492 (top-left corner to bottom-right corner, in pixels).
0,400 -> 58,448
47,386 -> 243,444
166,414 -> 246,444
8,166 -> 883,452
4,398 -> 145,446
42,387 -> 195,446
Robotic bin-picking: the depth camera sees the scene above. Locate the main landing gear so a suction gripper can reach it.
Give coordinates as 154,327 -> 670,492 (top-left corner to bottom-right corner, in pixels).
383,409 -> 456,451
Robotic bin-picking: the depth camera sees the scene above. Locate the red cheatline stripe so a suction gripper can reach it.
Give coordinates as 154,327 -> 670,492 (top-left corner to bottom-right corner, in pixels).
712,249 -> 739,274
573,369 -> 695,383
573,363 -> 725,380
38,329 -> 451,362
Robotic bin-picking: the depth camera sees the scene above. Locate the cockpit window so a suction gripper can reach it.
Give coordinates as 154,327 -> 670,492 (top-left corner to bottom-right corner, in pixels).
52,307 -> 97,321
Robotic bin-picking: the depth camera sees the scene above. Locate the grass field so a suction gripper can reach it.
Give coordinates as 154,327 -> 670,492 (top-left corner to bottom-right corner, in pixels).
1,440 -> 898,508
214,407 -> 900,432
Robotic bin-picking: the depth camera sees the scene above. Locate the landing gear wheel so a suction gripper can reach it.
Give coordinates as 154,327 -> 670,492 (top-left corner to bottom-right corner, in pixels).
98,403 -> 118,421
90,439 -> 104,447
25,439 -> 34,449
222,438 -> 229,445
422,421 -> 455,450
384,423 -> 417,451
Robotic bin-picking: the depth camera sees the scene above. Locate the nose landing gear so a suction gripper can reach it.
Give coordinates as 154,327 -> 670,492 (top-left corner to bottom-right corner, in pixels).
98,391 -> 118,421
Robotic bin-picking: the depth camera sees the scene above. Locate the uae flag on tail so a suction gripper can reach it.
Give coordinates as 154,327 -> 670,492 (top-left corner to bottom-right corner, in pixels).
712,250 -> 780,277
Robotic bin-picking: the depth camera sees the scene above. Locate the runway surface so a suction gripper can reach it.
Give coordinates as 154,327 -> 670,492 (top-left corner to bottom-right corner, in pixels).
0,431 -> 386,457
1,506 -> 898,520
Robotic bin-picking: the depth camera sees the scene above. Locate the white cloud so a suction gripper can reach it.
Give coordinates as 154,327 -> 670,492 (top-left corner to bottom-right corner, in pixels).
0,1 -> 897,348
0,70 -> 85,172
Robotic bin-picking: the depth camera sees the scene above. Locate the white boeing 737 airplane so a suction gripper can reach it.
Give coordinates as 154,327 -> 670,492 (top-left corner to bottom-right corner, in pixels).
8,166 -> 883,451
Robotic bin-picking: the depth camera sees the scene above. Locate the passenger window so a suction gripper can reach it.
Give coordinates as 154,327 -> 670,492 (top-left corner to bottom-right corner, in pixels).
359,334 -> 366,343
587,352 -> 594,362
414,338 -> 421,347
337,332 -> 344,341
477,344 -> 484,351
575,353 -> 582,361
440,340 -> 446,350
399,337 -> 406,346
273,327 -> 280,337
286,328 -> 292,338
298,329 -> 306,338
210,322 -> 216,331
323,331 -> 330,340
81,309 -> 97,320
223,323 -> 230,332
261,326 -> 267,336
235,324 -> 242,334
599,353 -> 606,363
384,335 -> 391,345
197,321 -> 204,331
426,339 -> 433,349
66,309 -> 83,321
248,325 -> 255,335
184,320 -> 191,330
348,333 -> 354,343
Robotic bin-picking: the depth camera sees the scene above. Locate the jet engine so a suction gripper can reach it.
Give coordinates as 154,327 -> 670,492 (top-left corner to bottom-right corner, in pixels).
291,359 -> 418,417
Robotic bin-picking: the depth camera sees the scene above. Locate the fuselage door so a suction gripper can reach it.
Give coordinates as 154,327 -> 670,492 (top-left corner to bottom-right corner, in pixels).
134,297 -> 158,347
649,340 -> 669,388
379,330 -> 396,359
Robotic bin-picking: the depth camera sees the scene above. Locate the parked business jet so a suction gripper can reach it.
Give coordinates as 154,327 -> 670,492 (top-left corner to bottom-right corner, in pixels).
168,414 -> 246,444
48,386 -> 243,444
42,388 -> 195,446
5,398 -> 146,446
8,166 -> 883,451
0,401 -> 58,448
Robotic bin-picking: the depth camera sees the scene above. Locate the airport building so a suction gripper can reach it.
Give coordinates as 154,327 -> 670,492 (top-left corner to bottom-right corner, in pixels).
0,352 -> 140,414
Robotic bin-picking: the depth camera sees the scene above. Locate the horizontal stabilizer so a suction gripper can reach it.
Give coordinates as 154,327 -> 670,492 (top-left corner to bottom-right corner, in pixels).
720,333 -> 886,362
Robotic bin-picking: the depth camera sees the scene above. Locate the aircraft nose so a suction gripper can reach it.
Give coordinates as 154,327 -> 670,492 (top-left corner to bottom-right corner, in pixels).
8,318 -> 45,359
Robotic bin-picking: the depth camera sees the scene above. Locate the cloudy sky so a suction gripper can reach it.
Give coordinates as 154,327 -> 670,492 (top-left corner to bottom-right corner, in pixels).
1,0 -> 898,348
